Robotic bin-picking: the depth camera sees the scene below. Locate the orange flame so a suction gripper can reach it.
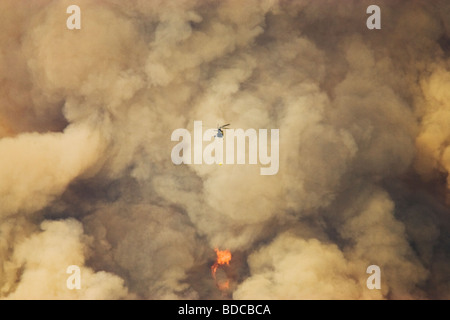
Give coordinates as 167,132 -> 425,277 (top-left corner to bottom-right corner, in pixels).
211,248 -> 231,290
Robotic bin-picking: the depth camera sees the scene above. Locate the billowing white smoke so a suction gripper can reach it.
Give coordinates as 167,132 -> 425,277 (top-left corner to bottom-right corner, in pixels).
0,0 -> 449,299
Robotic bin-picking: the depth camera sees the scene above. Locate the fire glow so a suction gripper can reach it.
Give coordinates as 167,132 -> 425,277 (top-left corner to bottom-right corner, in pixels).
211,248 -> 232,290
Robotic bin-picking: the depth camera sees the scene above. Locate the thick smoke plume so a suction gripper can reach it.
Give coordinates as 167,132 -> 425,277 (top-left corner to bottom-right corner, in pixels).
1,0 -> 449,299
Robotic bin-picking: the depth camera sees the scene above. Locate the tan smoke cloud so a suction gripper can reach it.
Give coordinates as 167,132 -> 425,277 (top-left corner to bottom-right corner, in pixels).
3,219 -> 128,299
0,124 -> 104,219
415,67 -> 450,193
0,0 -> 450,300
233,233 -> 365,300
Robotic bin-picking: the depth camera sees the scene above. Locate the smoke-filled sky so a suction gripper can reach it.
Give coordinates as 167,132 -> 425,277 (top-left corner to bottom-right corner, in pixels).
0,0 -> 449,300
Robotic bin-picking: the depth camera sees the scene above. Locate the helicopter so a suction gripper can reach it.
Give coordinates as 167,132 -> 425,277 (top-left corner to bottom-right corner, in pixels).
215,124 -> 230,138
